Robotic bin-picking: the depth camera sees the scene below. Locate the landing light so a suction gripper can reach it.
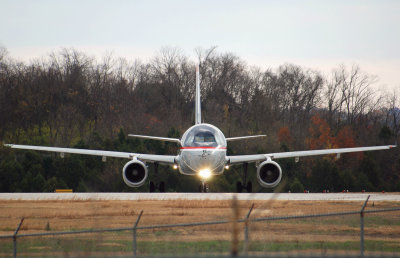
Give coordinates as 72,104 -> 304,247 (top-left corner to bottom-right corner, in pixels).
225,165 -> 229,170
199,169 -> 212,180
173,164 -> 178,169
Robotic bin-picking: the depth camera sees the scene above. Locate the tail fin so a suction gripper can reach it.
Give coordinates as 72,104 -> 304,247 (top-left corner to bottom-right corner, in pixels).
195,64 -> 201,124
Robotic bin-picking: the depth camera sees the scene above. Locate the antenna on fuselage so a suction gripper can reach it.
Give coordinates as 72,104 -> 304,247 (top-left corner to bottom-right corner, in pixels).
195,64 -> 201,125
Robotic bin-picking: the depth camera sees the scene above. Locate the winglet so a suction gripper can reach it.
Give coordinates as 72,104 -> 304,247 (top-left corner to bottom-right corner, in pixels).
195,64 -> 201,125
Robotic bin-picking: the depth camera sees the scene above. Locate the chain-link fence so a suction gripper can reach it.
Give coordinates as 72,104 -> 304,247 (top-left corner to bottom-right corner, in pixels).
1,195 -> 400,257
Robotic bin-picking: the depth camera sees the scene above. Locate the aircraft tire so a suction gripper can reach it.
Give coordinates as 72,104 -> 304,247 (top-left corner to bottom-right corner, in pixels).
246,182 -> 252,193
199,183 -> 208,193
149,181 -> 155,192
204,183 -> 209,193
236,181 -> 242,193
159,181 -> 165,192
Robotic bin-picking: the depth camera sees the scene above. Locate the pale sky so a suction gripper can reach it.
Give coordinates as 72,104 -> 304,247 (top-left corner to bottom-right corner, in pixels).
1,0 -> 399,89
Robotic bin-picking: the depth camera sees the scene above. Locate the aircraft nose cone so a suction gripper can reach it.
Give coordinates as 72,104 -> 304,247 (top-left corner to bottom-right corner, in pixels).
180,149 -> 225,175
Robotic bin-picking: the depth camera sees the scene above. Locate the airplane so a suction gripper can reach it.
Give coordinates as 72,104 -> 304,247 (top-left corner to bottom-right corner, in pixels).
4,65 -> 396,193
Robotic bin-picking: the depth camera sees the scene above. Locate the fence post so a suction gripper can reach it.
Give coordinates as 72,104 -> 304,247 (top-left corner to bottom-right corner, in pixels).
360,195 -> 370,257
243,203 -> 254,255
231,195 -> 239,256
133,210 -> 143,257
13,218 -> 24,258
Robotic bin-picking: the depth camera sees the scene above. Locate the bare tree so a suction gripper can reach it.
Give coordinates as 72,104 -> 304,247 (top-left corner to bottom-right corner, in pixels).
0,46 -> 8,62
324,67 -> 344,127
385,88 -> 400,140
325,64 -> 380,127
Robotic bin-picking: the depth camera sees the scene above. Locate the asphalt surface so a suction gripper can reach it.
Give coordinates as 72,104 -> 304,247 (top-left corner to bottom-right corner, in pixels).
0,192 -> 399,201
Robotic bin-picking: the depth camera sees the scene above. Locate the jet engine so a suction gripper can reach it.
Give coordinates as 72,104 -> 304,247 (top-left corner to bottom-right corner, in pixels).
122,160 -> 148,187
257,160 -> 282,188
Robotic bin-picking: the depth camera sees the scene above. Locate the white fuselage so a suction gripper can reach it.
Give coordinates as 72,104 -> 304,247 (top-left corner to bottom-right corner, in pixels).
177,123 -> 227,176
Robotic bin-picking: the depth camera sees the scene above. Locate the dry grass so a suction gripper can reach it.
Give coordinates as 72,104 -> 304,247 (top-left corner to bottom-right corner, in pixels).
1,199 -> 399,244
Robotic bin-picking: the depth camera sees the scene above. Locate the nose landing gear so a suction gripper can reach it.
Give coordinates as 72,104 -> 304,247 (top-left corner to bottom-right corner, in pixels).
199,181 -> 209,193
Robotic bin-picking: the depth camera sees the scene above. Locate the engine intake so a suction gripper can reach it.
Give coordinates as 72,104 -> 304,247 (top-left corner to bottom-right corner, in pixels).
122,160 -> 148,187
257,160 -> 282,188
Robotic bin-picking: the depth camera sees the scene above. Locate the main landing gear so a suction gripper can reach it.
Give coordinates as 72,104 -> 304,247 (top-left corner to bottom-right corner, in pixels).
149,163 -> 166,193
149,181 -> 165,192
236,163 -> 252,193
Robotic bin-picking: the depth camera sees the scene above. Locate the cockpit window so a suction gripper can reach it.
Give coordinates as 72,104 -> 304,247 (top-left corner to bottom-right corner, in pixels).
181,124 -> 226,147
194,132 -> 216,143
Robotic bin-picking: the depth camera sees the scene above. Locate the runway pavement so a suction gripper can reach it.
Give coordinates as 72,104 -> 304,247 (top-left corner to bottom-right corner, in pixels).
0,192 -> 399,201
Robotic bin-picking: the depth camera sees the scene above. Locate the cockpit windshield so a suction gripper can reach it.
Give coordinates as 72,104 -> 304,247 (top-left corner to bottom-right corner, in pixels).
181,124 -> 226,147
194,132 -> 216,143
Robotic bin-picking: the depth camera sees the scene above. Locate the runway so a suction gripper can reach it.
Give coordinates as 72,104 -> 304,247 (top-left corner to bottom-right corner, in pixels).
1,192 -> 400,201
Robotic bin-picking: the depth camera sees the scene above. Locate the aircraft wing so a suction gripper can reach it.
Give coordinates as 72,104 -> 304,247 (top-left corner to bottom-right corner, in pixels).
226,135 -> 266,141
4,144 -> 177,165
128,134 -> 181,144
227,145 -> 396,165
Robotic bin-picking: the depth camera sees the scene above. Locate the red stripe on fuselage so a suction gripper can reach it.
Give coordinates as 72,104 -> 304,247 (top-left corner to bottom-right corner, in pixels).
180,147 -> 227,150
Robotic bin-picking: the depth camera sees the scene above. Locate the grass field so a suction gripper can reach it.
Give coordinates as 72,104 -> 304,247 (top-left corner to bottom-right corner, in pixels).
1,198 -> 400,256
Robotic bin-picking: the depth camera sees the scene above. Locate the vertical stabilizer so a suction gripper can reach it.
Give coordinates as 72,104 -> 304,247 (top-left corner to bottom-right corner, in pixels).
195,64 -> 201,124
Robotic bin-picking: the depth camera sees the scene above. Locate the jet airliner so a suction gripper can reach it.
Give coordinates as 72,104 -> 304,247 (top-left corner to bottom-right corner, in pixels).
5,65 -> 396,192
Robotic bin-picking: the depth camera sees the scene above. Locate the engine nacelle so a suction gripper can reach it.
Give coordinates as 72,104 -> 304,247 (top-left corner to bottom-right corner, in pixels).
257,160 -> 282,188
122,160 -> 148,187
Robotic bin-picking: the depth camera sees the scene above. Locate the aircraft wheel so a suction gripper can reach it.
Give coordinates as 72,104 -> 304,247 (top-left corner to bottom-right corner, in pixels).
203,183 -> 209,193
236,181 -> 242,193
149,181 -> 155,192
159,181 -> 165,192
199,183 -> 208,193
246,182 -> 252,193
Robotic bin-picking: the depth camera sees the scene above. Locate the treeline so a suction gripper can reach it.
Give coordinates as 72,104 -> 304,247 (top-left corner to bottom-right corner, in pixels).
0,46 -> 399,192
